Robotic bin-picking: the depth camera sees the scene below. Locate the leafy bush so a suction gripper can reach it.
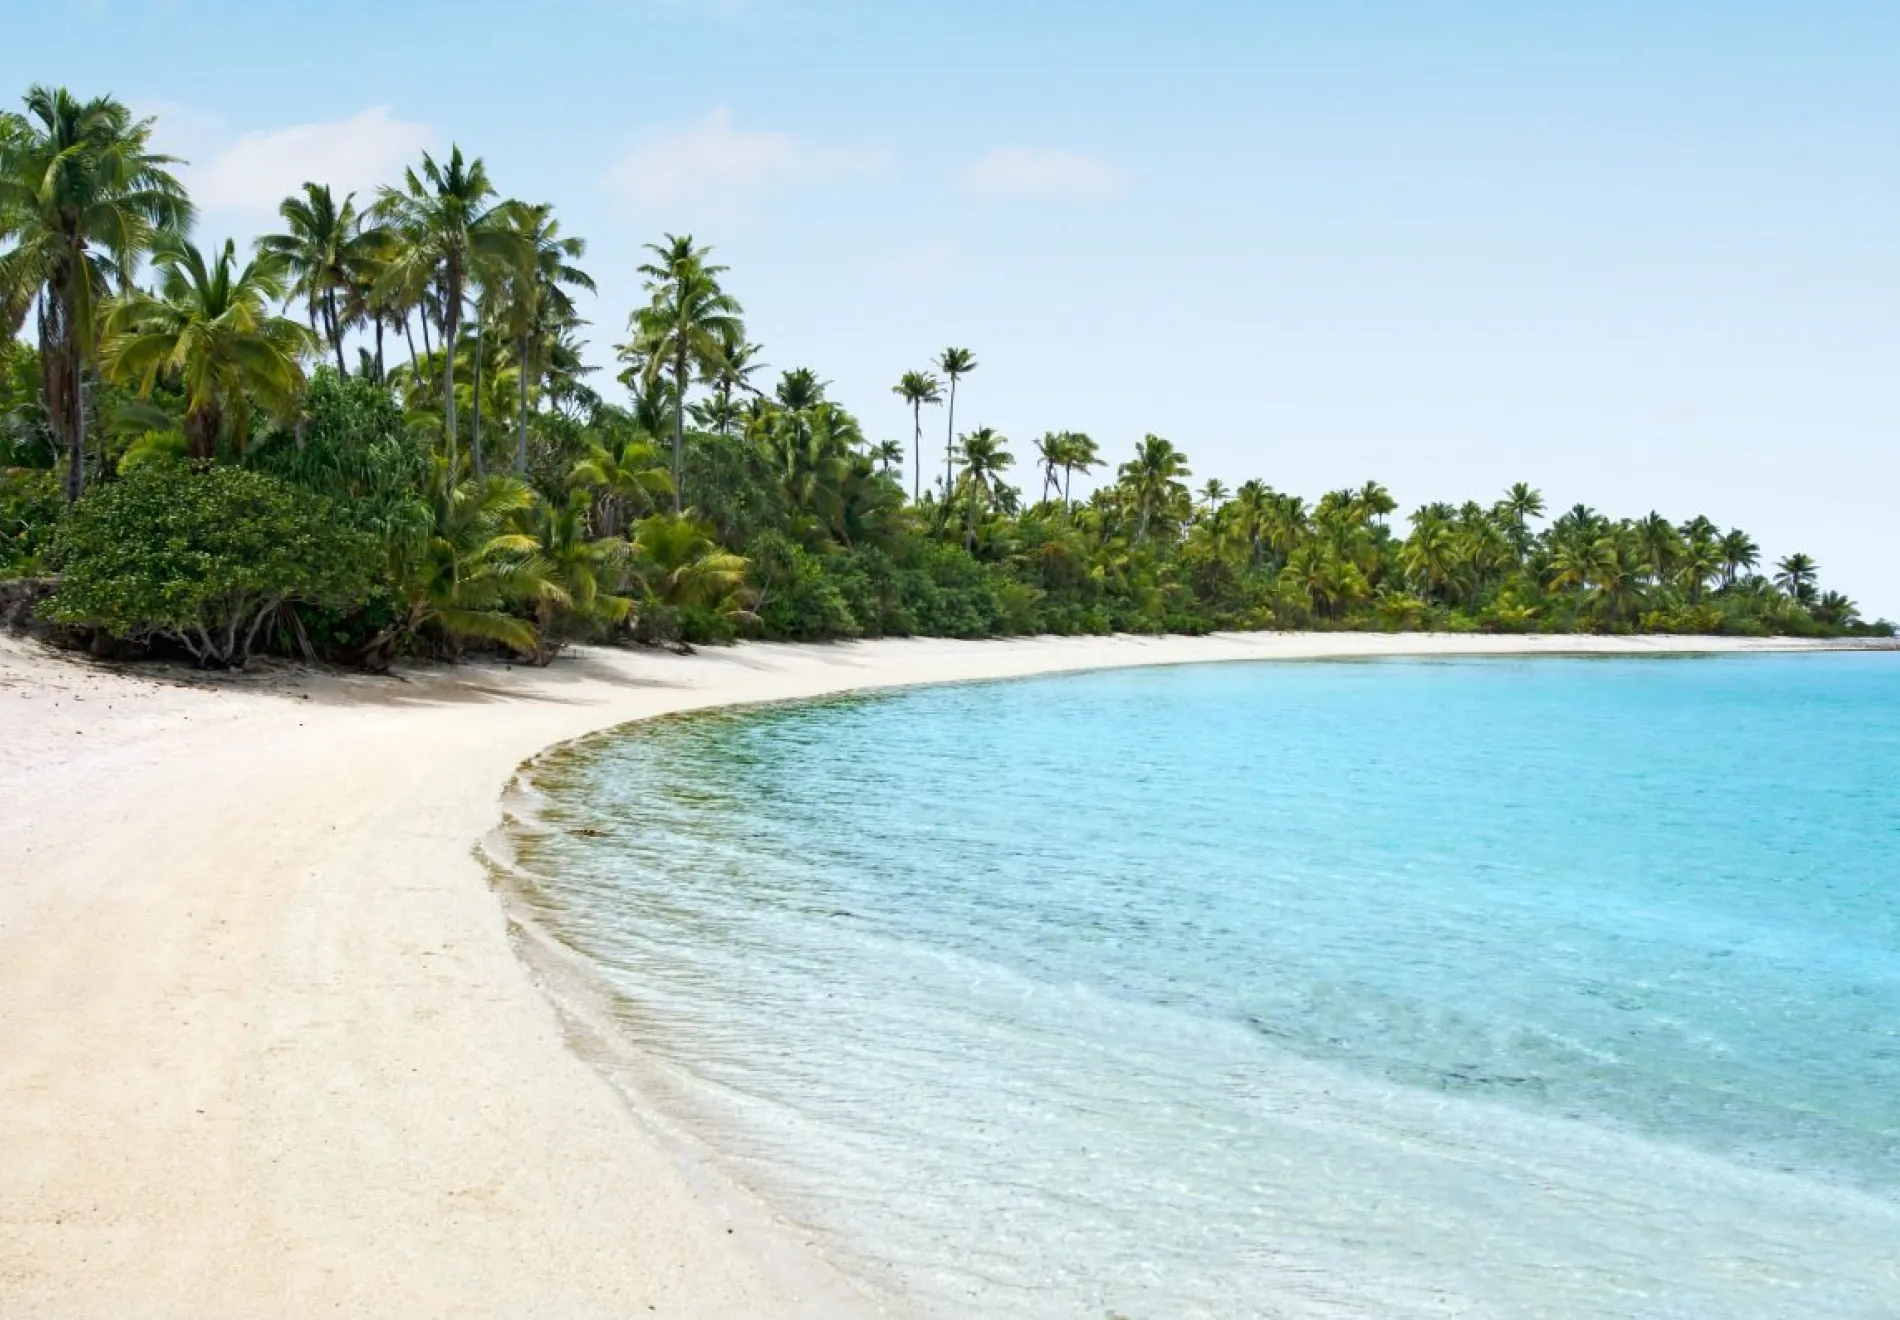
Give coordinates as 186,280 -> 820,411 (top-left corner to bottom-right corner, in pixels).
0,469 -> 62,578
49,464 -> 379,667
250,369 -> 432,553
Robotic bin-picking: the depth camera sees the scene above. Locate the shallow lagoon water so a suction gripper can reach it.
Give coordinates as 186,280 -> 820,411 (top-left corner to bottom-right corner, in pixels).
513,654 -> 1900,1317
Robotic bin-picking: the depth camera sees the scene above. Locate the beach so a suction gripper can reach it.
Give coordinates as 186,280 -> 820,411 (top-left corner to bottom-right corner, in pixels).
0,630 -> 1880,1317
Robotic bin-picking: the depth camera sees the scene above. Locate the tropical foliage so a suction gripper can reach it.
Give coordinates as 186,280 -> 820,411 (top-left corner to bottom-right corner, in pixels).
0,87 -> 1887,667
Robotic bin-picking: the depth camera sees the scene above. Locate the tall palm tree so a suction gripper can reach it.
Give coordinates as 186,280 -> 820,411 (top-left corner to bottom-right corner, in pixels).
101,236 -> 315,460
1503,482 -> 1545,525
1719,529 -> 1760,588
256,183 -> 379,377
502,203 -> 593,473
374,147 -> 525,477
1774,552 -> 1818,603
1057,431 -> 1101,507
952,426 -> 1012,548
1199,478 -> 1230,511
936,346 -> 976,498
871,438 -> 905,476
623,234 -> 743,511
0,86 -> 192,499
891,369 -> 942,503
707,326 -> 764,432
1118,434 -> 1192,544
1033,431 -> 1067,505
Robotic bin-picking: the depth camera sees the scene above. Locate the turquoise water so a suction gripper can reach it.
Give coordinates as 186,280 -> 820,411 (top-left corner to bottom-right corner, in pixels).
511,654 -> 1900,1317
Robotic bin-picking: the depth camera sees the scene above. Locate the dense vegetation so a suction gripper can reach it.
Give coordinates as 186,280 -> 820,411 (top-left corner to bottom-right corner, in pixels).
0,88 -> 1886,666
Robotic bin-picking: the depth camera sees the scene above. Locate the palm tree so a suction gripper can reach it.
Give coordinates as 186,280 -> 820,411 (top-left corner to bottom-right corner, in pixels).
345,464 -> 558,668
569,426 -> 672,537
936,346 -> 976,497
0,85 -> 192,499
527,489 -> 631,661
891,369 -> 941,503
256,183 -> 380,377
629,510 -> 757,624
706,325 -> 765,430
501,202 -> 593,473
952,426 -> 1012,548
374,147 -> 525,478
1119,434 -> 1191,544
623,234 -> 742,511
1057,431 -> 1101,507
1719,529 -> 1760,588
1774,552 -> 1818,603
1033,432 -> 1067,505
1199,478 -> 1230,511
1356,480 -> 1396,526
871,439 -> 905,476
1503,482 -> 1545,525
101,236 -> 315,460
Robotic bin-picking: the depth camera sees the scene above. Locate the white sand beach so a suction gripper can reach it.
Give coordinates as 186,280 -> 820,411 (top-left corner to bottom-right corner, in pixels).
0,631 -> 1878,1317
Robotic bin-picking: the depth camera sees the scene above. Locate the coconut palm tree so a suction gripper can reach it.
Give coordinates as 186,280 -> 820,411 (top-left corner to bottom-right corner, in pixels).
623,234 -> 742,511
871,438 -> 904,476
1719,529 -> 1760,588
629,510 -> 757,625
706,326 -> 764,431
526,488 -> 631,661
1118,434 -> 1191,544
0,85 -> 192,499
951,426 -> 1012,548
501,203 -> 593,473
374,147 -> 525,478
1198,478 -> 1230,511
101,236 -> 315,460
1774,552 -> 1818,603
569,424 -> 672,537
1057,431 -> 1101,508
891,369 -> 941,503
1033,431 -> 1068,505
256,183 -> 381,377
936,346 -> 976,497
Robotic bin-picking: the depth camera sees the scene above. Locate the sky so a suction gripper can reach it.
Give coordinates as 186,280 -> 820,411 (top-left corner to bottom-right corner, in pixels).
6,0 -> 1897,616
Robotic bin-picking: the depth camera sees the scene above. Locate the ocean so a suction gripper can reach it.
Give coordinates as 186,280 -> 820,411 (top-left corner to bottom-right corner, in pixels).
506,653 -> 1900,1318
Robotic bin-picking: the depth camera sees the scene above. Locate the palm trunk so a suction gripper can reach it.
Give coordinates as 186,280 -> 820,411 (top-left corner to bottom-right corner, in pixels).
403,317 -> 419,381
911,402 -> 922,504
326,288 -> 347,376
375,319 -> 385,382
672,346 -> 687,513
441,278 -> 460,478
471,312 -> 485,479
516,337 -> 530,474
943,377 -> 957,499
44,288 -> 85,503
1063,464 -> 1073,508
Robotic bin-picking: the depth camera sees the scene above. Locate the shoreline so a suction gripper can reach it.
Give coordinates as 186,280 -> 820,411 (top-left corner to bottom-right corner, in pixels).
1,630 -> 1888,1315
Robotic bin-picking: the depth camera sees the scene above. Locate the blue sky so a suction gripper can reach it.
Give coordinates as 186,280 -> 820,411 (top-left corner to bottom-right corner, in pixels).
7,0 -> 1897,616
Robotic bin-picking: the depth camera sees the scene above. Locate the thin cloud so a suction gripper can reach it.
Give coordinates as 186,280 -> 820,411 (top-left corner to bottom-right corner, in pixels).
608,108 -> 891,215
960,147 -> 1129,201
173,107 -> 435,214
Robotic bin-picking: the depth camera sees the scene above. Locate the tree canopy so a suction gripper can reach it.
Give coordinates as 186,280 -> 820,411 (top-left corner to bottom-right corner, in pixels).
0,85 -> 1887,667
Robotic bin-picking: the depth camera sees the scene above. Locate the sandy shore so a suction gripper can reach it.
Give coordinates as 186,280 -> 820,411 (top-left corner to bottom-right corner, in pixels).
0,630 -> 1880,1316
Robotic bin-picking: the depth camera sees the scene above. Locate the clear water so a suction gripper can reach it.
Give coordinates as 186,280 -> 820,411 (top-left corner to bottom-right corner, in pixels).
510,654 -> 1900,1318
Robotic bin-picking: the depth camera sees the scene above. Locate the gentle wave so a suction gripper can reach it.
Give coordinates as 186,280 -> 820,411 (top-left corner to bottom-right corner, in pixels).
509,655 -> 1900,1317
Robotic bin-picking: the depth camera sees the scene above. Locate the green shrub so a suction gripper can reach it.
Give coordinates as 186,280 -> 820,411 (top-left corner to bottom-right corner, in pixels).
0,469 -> 62,578
49,465 -> 379,667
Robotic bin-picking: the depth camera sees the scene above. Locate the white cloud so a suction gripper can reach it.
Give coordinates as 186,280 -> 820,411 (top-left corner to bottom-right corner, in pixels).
607,108 -> 891,215
165,107 -> 435,215
959,147 -> 1130,202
